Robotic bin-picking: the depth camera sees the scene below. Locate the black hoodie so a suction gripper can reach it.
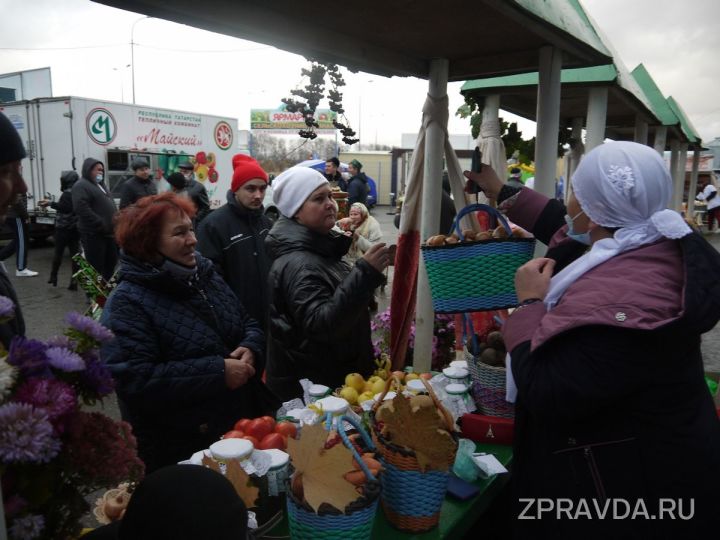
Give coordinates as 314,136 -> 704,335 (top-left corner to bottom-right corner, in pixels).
71,158 -> 117,236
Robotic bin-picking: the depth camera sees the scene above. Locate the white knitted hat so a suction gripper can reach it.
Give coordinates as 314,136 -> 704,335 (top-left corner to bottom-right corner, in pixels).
272,166 -> 329,218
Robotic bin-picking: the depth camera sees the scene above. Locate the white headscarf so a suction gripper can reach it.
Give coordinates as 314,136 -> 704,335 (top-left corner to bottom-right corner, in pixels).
544,141 -> 692,309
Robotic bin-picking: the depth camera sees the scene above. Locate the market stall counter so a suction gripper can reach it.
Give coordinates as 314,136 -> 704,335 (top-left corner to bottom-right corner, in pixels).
259,441 -> 512,539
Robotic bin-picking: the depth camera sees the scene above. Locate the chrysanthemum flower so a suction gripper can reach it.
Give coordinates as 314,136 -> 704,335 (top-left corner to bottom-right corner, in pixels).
0,403 -> 60,463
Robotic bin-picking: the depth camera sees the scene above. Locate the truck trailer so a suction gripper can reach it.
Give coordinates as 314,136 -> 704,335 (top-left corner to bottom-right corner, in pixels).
0,96 -> 239,239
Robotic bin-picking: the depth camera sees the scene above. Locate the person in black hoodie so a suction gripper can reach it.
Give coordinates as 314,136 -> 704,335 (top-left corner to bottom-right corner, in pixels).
346,159 -> 369,207
265,166 -> 390,401
119,158 -> 157,209
196,155 -> 272,329
40,170 -> 81,289
0,112 -> 28,347
178,161 -> 211,223
72,158 -> 118,281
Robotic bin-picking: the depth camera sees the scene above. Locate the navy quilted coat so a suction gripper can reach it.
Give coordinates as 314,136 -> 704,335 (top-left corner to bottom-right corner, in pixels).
101,252 -> 271,471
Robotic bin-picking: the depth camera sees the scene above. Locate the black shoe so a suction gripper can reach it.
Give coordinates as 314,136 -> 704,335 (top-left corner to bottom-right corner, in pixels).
68,281 -> 78,291
48,274 -> 57,287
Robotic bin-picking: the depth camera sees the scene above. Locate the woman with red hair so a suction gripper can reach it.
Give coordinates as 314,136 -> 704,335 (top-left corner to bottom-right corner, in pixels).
100,192 -> 278,472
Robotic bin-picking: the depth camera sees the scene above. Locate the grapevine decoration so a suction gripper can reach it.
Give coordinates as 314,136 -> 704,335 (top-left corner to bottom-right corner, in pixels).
282,61 -> 359,145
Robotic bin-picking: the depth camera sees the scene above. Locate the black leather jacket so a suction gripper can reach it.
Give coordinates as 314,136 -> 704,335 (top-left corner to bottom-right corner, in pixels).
264,216 -> 385,401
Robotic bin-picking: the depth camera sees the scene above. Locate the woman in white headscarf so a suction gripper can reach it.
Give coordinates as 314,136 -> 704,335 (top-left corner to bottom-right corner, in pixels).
337,202 -> 383,264
465,141 -> 720,538
264,167 -> 390,401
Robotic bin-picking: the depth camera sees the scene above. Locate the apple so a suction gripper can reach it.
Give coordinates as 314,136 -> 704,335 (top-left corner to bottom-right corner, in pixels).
344,373 -> 366,393
419,372 -> 433,380
391,370 -> 406,383
339,386 -> 359,405
195,151 -> 207,164
404,372 -> 420,381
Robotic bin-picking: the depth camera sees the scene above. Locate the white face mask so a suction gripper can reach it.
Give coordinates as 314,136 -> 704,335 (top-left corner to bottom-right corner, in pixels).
95,174 -> 104,183
564,210 -> 591,245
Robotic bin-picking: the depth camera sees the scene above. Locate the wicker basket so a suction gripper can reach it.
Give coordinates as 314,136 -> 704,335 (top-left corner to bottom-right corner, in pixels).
421,204 -> 535,314
466,347 -> 514,418
286,414 -> 380,540
370,377 -> 458,533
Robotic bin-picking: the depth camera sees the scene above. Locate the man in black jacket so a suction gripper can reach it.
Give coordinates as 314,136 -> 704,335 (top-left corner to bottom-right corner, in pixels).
0,112 -> 28,347
347,159 -> 369,206
178,161 -> 211,223
72,158 -> 118,281
196,154 -> 272,330
119,158 -> 157,208
0,193 -> 37,277
324,157 -> 347,191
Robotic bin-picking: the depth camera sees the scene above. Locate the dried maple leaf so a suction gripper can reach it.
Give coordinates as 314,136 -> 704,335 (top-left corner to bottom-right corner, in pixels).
380,394 -> 457,472
286,423 -> 360,513
201,455 -> 259,509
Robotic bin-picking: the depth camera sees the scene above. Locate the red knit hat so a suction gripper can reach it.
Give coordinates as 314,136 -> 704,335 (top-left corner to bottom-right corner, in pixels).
231,154 -> 268,191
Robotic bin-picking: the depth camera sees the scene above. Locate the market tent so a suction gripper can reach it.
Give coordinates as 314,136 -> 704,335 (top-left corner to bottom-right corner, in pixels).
93,0 -> 613,371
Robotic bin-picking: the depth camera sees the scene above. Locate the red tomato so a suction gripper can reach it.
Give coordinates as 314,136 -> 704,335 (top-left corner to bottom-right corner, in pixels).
258,432 -> 286,451
242,435 -> 259,448
259,416 -> 276,431
246,419 -> 273,441
223,430 -> 244,439
274,421 -> 298,439
234,418 -> 251,432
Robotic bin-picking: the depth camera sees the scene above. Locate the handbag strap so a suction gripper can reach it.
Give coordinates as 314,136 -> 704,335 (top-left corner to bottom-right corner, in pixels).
450,203 -> 512,240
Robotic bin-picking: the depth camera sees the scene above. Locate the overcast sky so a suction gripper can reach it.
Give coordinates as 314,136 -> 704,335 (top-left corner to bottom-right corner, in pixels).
1,0 -> 718,148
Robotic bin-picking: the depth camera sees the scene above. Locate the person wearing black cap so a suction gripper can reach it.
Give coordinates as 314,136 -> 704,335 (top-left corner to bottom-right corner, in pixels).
72,157 -> 118,281
119,158 -> 157,209
0,112 -> 28,347
177,161 -> 211,223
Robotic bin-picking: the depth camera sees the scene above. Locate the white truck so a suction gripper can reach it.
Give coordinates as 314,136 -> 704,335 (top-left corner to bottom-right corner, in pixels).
0,96 -> 238,240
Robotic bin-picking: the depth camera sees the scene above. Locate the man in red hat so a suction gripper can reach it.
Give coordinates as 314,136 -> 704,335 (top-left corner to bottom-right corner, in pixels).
196,154 -> 272,331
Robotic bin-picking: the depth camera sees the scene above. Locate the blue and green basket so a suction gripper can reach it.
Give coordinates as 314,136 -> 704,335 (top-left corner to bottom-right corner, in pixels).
286,414 -> 380,540
421,204 -> 535,313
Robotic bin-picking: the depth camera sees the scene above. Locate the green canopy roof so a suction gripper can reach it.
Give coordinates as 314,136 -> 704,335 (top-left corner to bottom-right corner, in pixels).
630,64 -> 680,127
667,96 -> 702,145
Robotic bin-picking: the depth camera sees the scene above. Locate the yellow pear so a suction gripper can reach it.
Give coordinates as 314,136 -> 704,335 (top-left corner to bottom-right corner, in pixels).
339,386 -> 359,405
358,391 -> 375,404
404,372 -> 420,381
345,373 -> 366,393
371,378 -> 386,395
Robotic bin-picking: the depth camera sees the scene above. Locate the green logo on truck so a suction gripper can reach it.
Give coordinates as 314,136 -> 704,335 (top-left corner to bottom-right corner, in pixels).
87,108 -> 117,145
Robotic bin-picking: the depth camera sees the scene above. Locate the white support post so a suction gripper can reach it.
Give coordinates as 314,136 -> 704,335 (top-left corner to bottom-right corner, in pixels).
634,115 -> 648,145
564,116 -> 584,205
673,143 -> 688,212
534,46 -> 562,200
414,58 -> 448,374
585,87 -> 607,152
687,149 -> 701,216
653,126 -> 667,155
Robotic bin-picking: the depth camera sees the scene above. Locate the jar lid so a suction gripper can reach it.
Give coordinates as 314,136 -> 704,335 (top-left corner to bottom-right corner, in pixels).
374,391 -> 396,401
209,438 -> 253,460
446,383 -> 469,395
450,360 -> 468,369
315,395 -> 349,414
264,448 -> 290,468
443,366 -> 469,378
406,379 -> 426,392
309,384 -> 331,397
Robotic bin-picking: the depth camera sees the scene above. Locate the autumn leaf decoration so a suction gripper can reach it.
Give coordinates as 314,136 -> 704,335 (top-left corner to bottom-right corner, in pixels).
202,455 -> 259,509
287,423 -> 361,513
378,393 -> 457,472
